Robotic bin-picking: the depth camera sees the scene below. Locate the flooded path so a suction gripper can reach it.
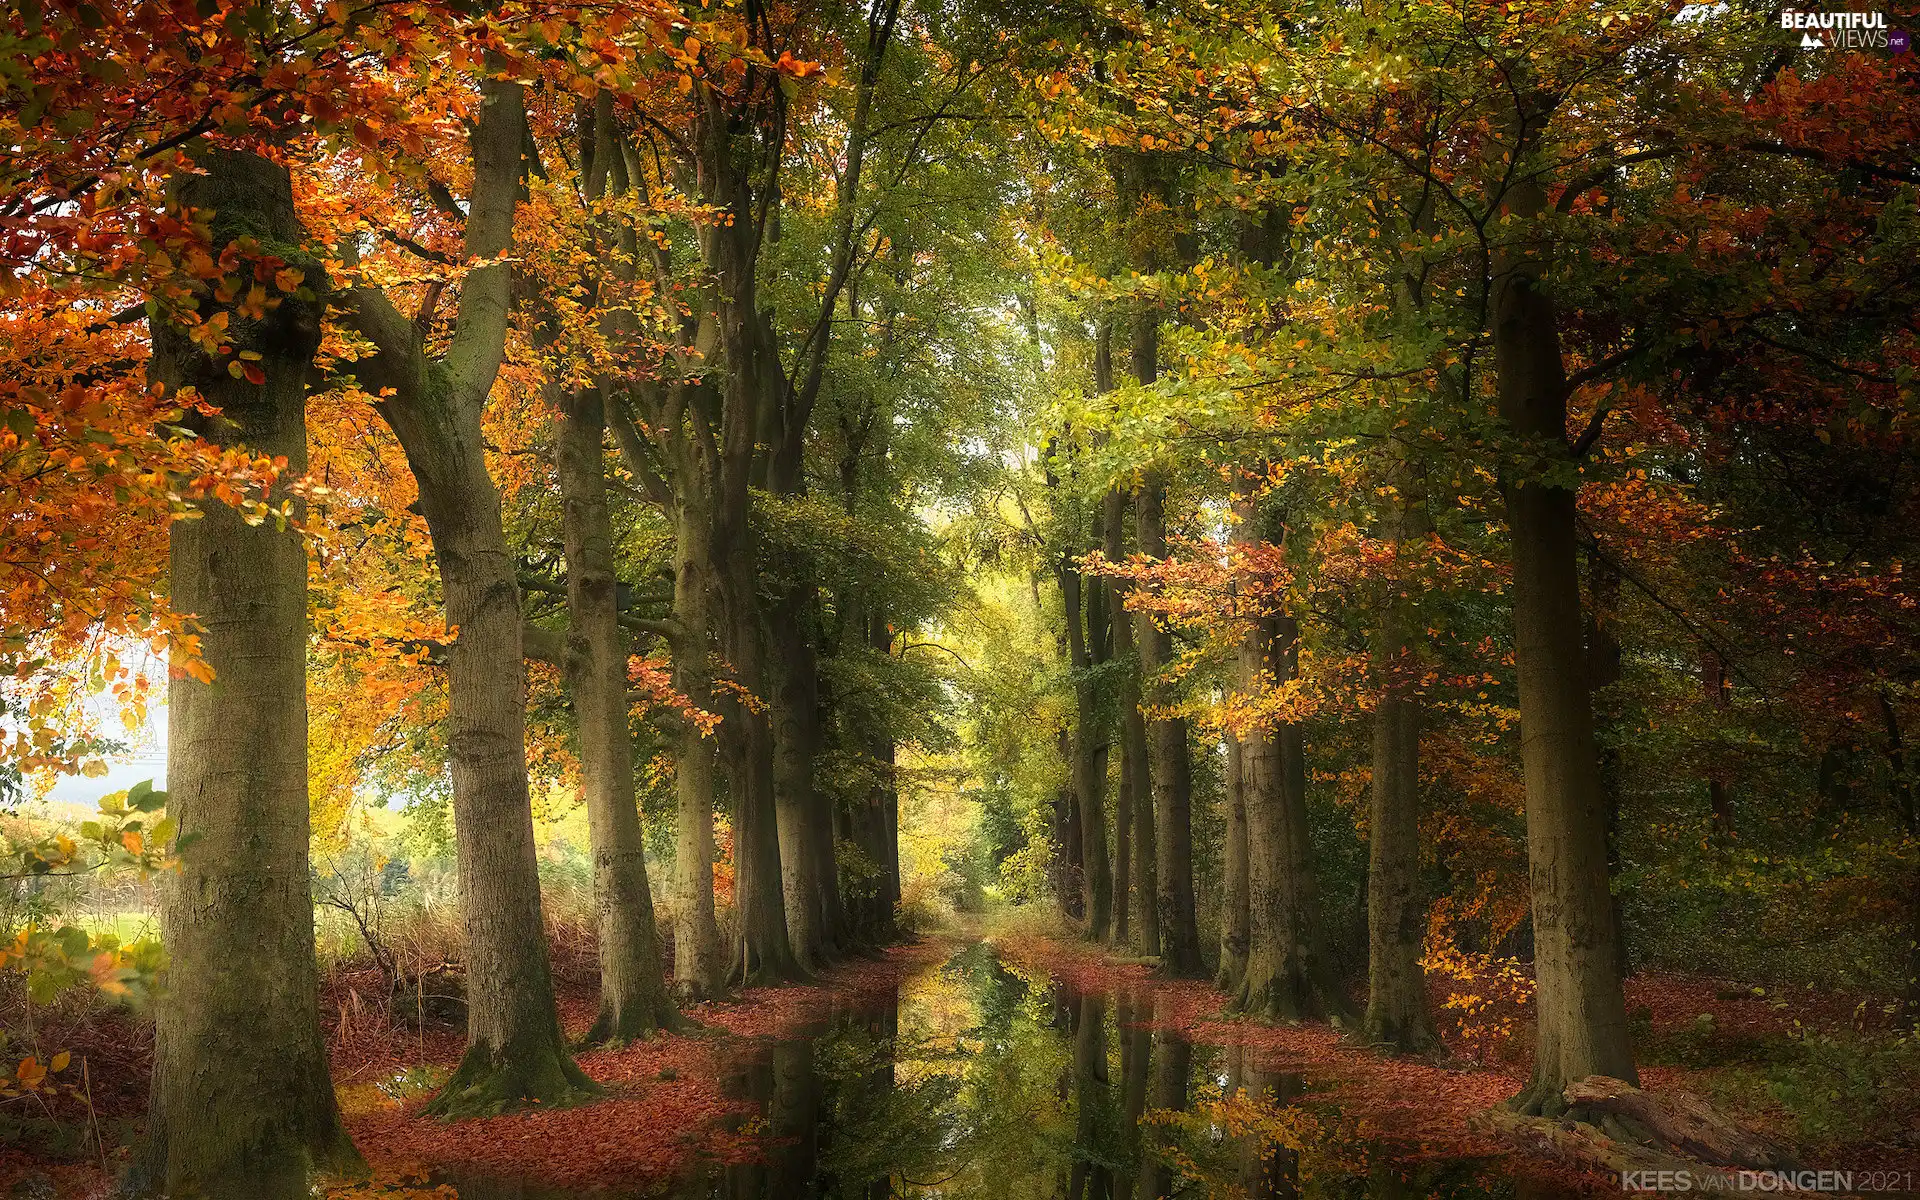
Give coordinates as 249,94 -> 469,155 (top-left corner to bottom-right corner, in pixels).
435,939 -> 1565,1199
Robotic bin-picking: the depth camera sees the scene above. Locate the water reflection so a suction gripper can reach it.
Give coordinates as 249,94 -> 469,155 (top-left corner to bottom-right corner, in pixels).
453,941 -> 1530,1199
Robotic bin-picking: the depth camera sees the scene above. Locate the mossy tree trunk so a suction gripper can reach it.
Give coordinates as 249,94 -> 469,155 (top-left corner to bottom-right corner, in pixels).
1585,548 -> 1632,985
570,89 -> 726,1003
134,147 -> 359,1200
1127,672 -> 1159,957
665,499 -> 726,1000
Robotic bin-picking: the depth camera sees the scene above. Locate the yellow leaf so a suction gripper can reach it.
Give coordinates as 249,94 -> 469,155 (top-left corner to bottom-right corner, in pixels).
50,1052 -> 69,1073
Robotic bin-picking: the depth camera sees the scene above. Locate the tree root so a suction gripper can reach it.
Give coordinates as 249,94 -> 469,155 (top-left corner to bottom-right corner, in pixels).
424,1040 -> 601,1120
1474,1075 -> 1794,1185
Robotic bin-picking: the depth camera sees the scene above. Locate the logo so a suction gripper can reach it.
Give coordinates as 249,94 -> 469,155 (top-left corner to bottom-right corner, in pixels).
1780,9 -> 1895,52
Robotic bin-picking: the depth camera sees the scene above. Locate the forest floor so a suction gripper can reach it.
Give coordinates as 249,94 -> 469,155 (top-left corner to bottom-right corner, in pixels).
1,915 -> 1917,1196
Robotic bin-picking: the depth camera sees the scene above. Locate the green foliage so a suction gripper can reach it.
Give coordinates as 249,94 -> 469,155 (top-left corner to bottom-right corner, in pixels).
1704,1028 -> 1920,1149
0,782 -> 178,1011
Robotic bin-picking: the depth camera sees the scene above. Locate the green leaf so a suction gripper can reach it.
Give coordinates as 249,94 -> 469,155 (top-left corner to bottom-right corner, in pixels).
128,781 -> 165,812
56,926 -> 89,959
27,972 -> 58,1006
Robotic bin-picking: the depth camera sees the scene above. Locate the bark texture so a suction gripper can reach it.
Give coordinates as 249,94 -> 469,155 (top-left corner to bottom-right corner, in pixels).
133,148 -> 358,1199
721,586 -> 802,986
1360,681 -> 1435,1052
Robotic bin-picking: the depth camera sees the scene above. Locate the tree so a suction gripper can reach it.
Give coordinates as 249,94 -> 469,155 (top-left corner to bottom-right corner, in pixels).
342,51 -> 595,1117
553,384 -> 679,1042
132,148 -> 359,1200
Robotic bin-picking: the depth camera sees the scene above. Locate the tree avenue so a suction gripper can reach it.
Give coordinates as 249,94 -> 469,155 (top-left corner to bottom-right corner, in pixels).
2,0 -> 1918,1191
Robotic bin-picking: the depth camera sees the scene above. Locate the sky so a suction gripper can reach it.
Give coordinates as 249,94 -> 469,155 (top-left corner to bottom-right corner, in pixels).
39,660 -> 168,810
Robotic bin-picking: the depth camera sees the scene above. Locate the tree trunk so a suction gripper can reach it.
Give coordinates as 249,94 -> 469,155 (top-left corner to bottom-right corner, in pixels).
1109,491 -> 1158,956
1113,714 -> 1133,948
1360,678 -> 1435,1052
1701,651 -> 1735,841
1134,478 -> 1202,974
555,388 -> 678,1042
1493,177 -> 1638,1112
133,148 -> 358,1199
1217,735 -> 1251,994
1234,486 -> 1349,1022
1057,737 -> 1085,922
1128,692 -> 1159,957
721,579 -> 806,983
722,547 -> 803,986
1586,549 -> 1632,984
669,503 -> 725,1000
858,610 -> 901,941
769,578 -> 840,969
1359,489 -> 1437,1054
397,383 -> 595,1117
1106,488 -> 1133,948
1060,549 -> 1114,940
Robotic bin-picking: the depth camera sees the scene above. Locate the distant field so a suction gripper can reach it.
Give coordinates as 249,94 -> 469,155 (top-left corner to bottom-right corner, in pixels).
76,911 -> 160,944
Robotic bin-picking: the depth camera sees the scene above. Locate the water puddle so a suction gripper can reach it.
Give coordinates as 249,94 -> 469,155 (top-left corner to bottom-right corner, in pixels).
442,940 -> 1539,1198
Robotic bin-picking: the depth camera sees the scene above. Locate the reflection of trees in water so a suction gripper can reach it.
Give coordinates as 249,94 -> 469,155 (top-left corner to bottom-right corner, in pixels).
1067,992 -> 1114,1199
1237,1057 -> 1305,1200
626,944 -> 1537,1199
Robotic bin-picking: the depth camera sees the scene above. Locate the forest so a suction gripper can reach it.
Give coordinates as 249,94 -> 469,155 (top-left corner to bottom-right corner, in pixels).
2,0 -> 1918,1195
